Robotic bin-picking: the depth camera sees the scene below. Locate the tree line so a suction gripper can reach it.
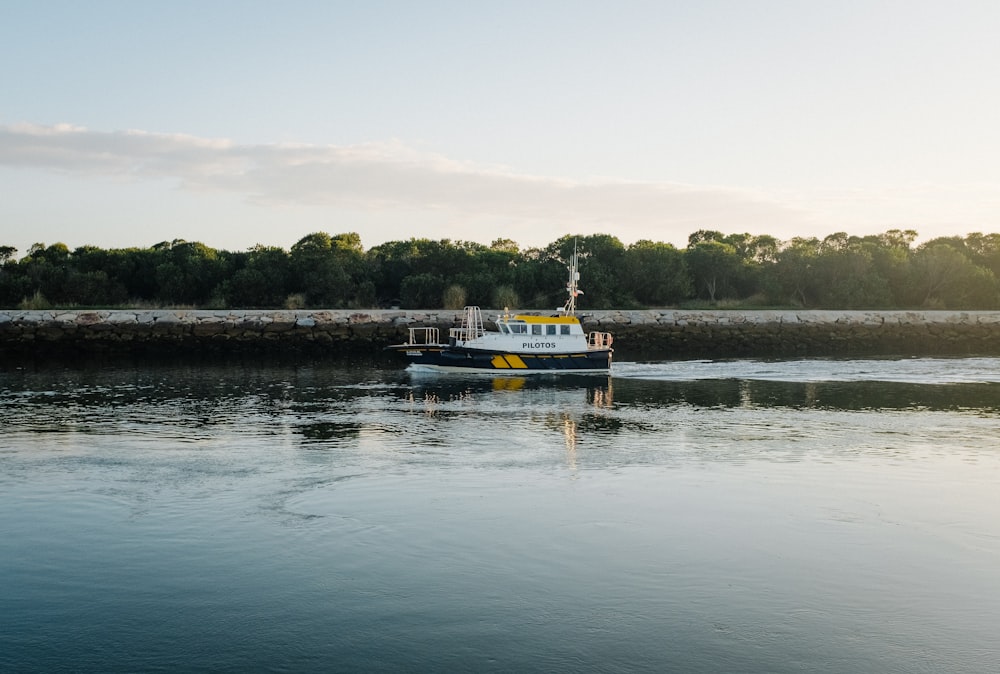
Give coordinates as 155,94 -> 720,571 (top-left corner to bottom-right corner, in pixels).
2,229 -> 1000,311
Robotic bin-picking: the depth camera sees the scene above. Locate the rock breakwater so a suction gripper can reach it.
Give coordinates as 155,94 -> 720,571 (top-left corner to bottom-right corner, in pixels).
2,309 -> 999,357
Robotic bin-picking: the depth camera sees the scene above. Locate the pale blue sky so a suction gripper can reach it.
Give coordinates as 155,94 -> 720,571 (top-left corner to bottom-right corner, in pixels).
2,0 -> 999,255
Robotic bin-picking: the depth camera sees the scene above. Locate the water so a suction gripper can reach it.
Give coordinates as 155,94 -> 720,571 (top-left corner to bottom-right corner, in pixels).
2,356 -> 999,673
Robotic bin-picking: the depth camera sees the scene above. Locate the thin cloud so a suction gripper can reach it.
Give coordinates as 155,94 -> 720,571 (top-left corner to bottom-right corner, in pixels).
0,123 -> 809,243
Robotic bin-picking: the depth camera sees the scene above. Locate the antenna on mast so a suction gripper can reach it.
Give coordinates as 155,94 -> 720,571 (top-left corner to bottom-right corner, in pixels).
561,239 -> 583,315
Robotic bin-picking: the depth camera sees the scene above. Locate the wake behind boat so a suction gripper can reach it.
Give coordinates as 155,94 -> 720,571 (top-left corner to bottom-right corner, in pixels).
386,248 -> 613,373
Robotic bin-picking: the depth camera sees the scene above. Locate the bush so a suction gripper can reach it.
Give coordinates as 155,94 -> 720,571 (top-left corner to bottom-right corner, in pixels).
493,285 -> 519,309
442,284 -> 467,309
285,293 -> 306,309
19,290 -> 51,310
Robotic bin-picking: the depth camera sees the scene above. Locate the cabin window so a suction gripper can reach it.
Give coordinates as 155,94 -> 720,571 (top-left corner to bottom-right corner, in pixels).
561,325 -> 570,335
499,324 -> 509,334
510,324 -> 526,334
546,325 -> 557,335
532,325 -> 542,335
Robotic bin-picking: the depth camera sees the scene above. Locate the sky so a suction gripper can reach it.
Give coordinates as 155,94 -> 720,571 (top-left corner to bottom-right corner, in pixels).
2,0 -> 999,257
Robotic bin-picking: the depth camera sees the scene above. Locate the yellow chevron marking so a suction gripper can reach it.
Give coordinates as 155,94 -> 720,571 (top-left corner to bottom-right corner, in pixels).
504,354 -> 528,369
493,378 -> 525,391
491,355 -> 510,369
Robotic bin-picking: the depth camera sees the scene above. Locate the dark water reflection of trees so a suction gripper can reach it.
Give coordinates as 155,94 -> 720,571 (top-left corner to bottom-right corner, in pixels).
611,378 -> 1000,413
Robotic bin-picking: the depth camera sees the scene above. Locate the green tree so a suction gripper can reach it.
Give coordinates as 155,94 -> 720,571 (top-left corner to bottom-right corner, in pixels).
909,242 -> 999,308
367,239 -> 421,305
685,231 -> 776,300
685,240 -> 741,302
367,238 -> 478,306
67,246 -> 129,305
223,245 -> 292,307
724,233 -> 780,298
511,248 -> 565,308
623,240 -> 691,306
0,247 -> 28,306
400,272 -> 446,308
687,230 -> 727,246
860,230 -> 917,305
490,238 -> 520,254
153,241 -> 228,305
19,243 -> 72,305
456,245 -> 520,307
545,234 -> 629,308
964,232 -> 1000,280
813,243 -> 892,308
290,232 -> 357,307
771,238 -> 820,306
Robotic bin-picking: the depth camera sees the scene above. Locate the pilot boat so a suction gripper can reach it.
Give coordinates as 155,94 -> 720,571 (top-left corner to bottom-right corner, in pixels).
386,250 -> 613,373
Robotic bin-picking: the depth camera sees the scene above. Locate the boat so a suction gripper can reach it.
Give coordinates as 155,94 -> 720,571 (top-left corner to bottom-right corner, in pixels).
386,247 -> 614,373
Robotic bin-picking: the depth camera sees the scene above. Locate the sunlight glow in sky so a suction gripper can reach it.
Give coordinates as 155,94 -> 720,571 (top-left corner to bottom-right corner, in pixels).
2,1 -> 999,255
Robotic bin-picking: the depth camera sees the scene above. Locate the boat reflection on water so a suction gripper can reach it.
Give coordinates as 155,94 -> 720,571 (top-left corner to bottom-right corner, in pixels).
402,371 -> 614,408
400,366 -> 1000,414
399,371 -> 617,461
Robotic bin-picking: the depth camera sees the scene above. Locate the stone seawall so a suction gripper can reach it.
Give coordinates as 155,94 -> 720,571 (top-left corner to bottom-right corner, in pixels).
2,309 -> 1000,357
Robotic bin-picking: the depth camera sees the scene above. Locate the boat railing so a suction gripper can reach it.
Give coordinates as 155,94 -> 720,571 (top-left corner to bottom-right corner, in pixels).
587,331 -> 614,350
449,305 -> 486,342
407,326 -> 440,345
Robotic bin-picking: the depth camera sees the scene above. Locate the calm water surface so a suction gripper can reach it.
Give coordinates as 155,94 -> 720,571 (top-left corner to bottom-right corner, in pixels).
2,356 -> 999,673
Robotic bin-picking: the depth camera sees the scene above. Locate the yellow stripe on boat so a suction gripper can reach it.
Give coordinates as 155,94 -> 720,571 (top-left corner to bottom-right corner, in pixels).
491,355 -> 510,369
504,354 -> 528,369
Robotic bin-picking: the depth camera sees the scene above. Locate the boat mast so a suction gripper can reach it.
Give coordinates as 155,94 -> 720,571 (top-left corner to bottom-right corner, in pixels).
563,240 -> 582,316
